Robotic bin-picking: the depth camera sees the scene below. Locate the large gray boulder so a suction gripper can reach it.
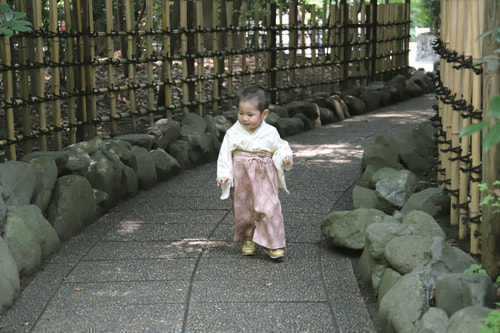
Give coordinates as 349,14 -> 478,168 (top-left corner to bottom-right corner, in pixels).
363,222 -> 413,290
0,237 -> 19,314
28,156 -> 58,213
182,112 -> 207,132
168,140 -> 192,169
387,74 -> 409,101
361,144 -> 404,173
377,268 -> 402,306
434,273 -> 496,317
0,161 -> 36,206
151,148 -> 181,181
130,146 -> 158,190
446,306 -> 492,333
384,235 -> 434,275
147,118 -> 181,150
214,115 -> 233,139
417,307 -> 449,333
285,100 -> 320,120
3,205 -> 60,276
46,175 -> 96,241
379,270 -> 430,333
63,148 -> 92,173
101,139 -> 134,166
352,185 -> 380,210
319,107 -> 336,124
120,163 -> 139,198
425,237 -> 478,280
374,169 -> 419,212
21,151 -> 69,175
402,210 -> 446,238
278,117 -> 305,137
401,187 -> 450,217
84,150 -> 123,204
321,208 -> 388,250
343,95 -> 366,116
0,194 -> 6,229
115,134 -> 154,150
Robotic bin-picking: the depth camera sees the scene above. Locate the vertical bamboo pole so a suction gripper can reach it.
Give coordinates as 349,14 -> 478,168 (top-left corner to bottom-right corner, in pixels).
87,0 -> 96,138
196,0 -> 204,116
289,4 -> 297,98
64,0 -> 77,144
1,12 -> 15,159
277,3 -> 284,101
369,0 -> 377,82
162,0 -> 172,119
437,0 -> 447,188
359,2 -> 367,85
15,0 -> 32,154
339,0 -> 348,89
241,2 -> 248,88
267,2 -> 277,104
212,1 -> 219,113
321,4 -> 327,90
450,0 -> 465,228
226,1 -> 233,109
404,0 -> 410,69
33,0 -> 47,150
459,0 -> 473,241
310,5 -> 317,93
442,0 -> 453,192
125,0 -> 137,129
300,5 -> 306,97
254,3 -> 260,85
49,0 -> 62,149
470,0 -> 484,254
105,0 -> 117,135
329,4 -> 337,90
180,0 -> 189,113
145,0 -> 154,124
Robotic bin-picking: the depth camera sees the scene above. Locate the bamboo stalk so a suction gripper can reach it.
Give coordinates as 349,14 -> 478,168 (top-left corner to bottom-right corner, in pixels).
105,0 -> 117,135
76,0 -> 88,140
196,0 -> 204,116
289,4 -> 297,99
226,1 -> 233,109
459,0 -> 473,240
126,0 -> 137,129
442,0 -> 453,192
241,2 -> 248,88
212,0 -> 219,113
33,0 -> 47,150
87,0 -> 96,138
469,0 -> 484,254
300,4 -> 306,97
49,0 -> 62,149
64,0 -> 77,144
450,0 -> 465,228
1,21 -> 15,159
321,4 -> 327,91
146,0 -> 154,124
311,5 -> 317,93
278,3 -> 284,100
359,2 -> 367,85
254,3 -> 260,85
15,0 -> 32,154
162,0 -> 172,119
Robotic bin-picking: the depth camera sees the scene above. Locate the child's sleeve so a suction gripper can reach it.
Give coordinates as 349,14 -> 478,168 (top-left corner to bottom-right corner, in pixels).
216,132 -> 233,200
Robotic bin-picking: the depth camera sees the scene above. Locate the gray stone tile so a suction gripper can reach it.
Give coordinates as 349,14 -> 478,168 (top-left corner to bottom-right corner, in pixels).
186,302 -> 339,332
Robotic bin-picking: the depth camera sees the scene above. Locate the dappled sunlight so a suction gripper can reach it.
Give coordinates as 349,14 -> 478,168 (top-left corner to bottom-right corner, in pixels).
292,143 -> 364,164
116,220 -> 144,235
159,239 -> 233,257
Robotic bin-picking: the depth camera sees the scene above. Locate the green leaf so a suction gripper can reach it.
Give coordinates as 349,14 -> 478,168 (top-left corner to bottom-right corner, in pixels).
478,183 -> 490,191
460,121 -> 490,138
483,123 -> 500,152
489,96 -> 500,119
477,29 -> 495,40
481,194 -> 496,206
493,180 -> 500,186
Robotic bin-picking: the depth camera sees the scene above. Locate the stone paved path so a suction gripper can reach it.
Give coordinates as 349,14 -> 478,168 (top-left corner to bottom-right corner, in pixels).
0,94 -> 436,332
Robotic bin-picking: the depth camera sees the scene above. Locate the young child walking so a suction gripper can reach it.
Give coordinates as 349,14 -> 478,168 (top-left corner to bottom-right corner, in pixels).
216,85 -> 293,259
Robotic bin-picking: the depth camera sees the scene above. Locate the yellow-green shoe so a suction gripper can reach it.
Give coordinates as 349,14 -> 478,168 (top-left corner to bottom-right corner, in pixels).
241,237 -> 256,256
263,247 -> 285,259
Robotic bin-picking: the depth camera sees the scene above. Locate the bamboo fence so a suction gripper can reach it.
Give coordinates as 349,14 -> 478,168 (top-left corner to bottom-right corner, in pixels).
433,0 -> 499,261
0,0 -> 411,162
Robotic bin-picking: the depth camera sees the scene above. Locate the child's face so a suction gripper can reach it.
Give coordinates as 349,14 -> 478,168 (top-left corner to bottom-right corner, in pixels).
237,100 -> 269,132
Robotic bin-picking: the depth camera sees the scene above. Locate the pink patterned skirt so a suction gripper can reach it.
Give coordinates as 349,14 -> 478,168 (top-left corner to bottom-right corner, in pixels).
230,150 -> 286,250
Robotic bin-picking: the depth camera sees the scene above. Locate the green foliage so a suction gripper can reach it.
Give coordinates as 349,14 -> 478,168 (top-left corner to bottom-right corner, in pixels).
477,180 -> 500,214
411,0 -> 441,33
0,3 -> 33,38
480,306 -> 500,333
464,263 -> 488,275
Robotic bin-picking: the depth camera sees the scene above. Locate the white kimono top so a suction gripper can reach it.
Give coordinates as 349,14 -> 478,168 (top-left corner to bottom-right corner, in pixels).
217,120 -> 293,200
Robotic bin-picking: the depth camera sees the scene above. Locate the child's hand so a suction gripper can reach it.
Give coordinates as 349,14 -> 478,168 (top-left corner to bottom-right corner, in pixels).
217,177 -> 231,187
283,155 -> 293,167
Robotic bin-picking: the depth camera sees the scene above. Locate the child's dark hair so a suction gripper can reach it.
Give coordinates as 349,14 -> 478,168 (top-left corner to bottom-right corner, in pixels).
238,85 -> 269,112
